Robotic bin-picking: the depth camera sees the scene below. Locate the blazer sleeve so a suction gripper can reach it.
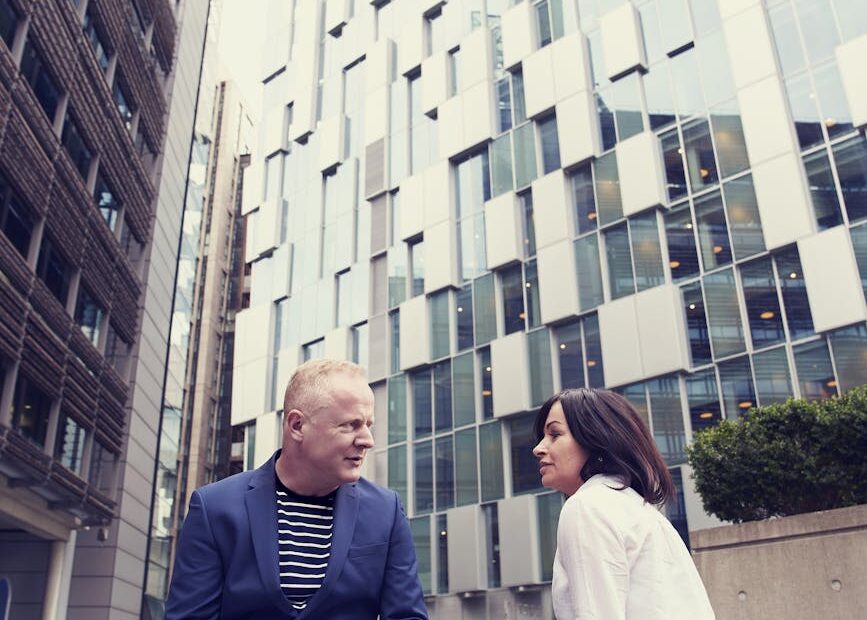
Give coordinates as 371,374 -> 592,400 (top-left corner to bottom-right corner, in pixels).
557,494 -> 629,620
165,489 -> 223,619
378,491 -> 429,620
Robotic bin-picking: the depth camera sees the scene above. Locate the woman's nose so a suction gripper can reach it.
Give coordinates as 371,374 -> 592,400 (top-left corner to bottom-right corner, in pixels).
532,440 -> 545,458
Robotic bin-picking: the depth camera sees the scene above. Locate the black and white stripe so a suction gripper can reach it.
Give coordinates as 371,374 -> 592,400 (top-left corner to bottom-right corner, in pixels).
276,479 -> 335,613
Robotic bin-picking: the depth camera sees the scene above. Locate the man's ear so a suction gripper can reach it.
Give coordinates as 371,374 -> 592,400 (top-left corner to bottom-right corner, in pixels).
284,409 -> 305,442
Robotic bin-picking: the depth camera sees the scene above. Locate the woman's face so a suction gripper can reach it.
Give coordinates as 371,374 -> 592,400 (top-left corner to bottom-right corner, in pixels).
532,401 -> 590,496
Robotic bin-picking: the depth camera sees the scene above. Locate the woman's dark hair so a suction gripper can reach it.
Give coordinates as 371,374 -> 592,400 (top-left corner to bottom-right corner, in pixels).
534,388 -> 674,505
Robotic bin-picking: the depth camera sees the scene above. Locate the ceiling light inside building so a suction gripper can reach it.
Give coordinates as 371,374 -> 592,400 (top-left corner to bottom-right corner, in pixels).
699,412 -> 714,419
760,311 -> 775,319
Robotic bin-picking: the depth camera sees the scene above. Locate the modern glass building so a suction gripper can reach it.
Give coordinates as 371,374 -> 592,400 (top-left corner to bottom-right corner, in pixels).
235,0 -> 867,616
0,0 -> 208,618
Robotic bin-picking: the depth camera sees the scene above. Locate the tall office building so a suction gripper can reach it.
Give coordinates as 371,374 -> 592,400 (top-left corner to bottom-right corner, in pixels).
0,0 -> 208,618
235,0 -> 867,617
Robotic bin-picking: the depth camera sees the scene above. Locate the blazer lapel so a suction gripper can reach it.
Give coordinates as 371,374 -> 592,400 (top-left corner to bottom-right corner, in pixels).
300,483 -> 358,618
245,454 -> 293,615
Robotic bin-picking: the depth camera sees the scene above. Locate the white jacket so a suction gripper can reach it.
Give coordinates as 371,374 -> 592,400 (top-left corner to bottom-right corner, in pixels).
552,474 -> 715,620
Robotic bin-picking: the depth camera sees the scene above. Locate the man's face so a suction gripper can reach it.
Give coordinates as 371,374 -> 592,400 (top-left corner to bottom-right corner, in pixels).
291,372 -> 375,493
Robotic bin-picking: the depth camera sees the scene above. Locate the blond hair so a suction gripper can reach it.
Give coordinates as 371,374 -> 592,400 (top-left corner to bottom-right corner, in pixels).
283,359 -> 366,413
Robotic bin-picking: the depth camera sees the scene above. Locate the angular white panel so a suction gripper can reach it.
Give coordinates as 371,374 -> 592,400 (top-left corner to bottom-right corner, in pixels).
232,359 -> 270,426
836,34 -> 867,129
599,2 -> 646,81
616,131 -> 667,217
484,192 -> 522,270
523,45 -> 555,119
366,38 -> 394,94
680,464 -> 724,531
318,114 -> 345,171
399,294 -> 431,370
289,86 -> 315,142
424,160 -> 451,227
421,51 -> 449,117
365,86 -> 389,143
367,314 -> 388,383
325,0 -> 350,35
262,104 -> 288,158
597,295 -> 644,388
737,76 -> 798,166
460,25 -> 491,89
437,94 -> 464,159
718,0 -> 762,20
751,151 -> 814,249
235,304 -> 272,365
723,4 -> 778,91
537,240 -> 579,324
324,326 -> 352,360
262,25 -> 291,80
556,92 -> 599,168
448,506 -> 486,593
241,162 -> 264,215
253,199 -> 281,257
424,219 -> 459,293
531,169 -> 571,250
799,227 -> 867,333
501,0 -> 534,70
400,173 -> 425,241
551,32 -> 591,101
498,495 -> 542,587
397,15 -> 425,76
492,332 -> 531,417
253,413 -> 282,467
635,285 -> 689,379
271,243 -> 292,301
462,81 -> 494,152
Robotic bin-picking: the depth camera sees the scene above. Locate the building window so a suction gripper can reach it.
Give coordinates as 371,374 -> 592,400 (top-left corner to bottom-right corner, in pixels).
83,7 -> 110,72
452,352 -> 475,427
435,435 -> 455,509
11,374 -> 53,447
351,322 -> 368,365
687,369 -> 722,431
513,121 -> 537,188
55,415 -> 86,474
89,440 -> 117,494
104,322 -> 131,378
528,328 -> 554,407
473,273 -> 497,344
120,225 -> 144,265
482,503 -> 501,587
94,172 -> 120,232
456,150 -> 491,281
0,174 -> 36,258
534,0 -> 565,48
36,235 -> 73,305
0,0 -> 19,49
774,247 -> 814,340
509,413 -> 544,495
828,323 -> 867,392
335,269 -> 351,327
537,492 -> 563,581
704,268 -> 746,359
436,514 -> 449,594
666,205 -> 701,282
390,310 -> 400,374
479,419 -> 503,500
61,112 -> 93,179
538,114 -> 561,174
554,315 -> 605,390
113,72 -> 135,130
411,517 -> 432,594
430,290 -> 450,360
388,375 -> 408,444
20,40 -> 62,123
793,339 -> 837,400
448,47 -> 461,96
425,8 -> 444,57
75,285 -> 104,346
570,164 -> 597,235
409,238 -> 424,297
574,233 -> 604,310
456,284 -> 474,351
302,338 -> 324,361
719,356 -> 756,421
388,443 -> 408,511
490,133 -> 513,197
682,282 -> 712,366
740,257 -> 785,349
753,346 -> 794,406
414,439 -> 433,513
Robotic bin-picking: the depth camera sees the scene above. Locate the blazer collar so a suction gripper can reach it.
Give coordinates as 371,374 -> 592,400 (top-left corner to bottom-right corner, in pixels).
246,451 -> 293,615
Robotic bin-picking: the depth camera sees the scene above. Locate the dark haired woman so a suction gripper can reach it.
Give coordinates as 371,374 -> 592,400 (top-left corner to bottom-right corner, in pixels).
533,388 -> 714,619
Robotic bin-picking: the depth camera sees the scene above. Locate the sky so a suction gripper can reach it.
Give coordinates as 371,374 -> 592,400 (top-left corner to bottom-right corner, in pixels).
216,0 -> 268,118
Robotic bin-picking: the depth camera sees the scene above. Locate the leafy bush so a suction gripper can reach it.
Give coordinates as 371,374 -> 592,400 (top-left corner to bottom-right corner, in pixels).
686,385 -> 867,523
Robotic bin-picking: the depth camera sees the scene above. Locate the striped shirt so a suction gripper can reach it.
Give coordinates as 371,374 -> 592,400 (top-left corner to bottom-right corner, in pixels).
275,476 -> 335,614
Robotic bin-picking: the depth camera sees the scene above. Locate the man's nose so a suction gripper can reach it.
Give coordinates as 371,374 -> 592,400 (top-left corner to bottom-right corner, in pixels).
357,425 -> 375,449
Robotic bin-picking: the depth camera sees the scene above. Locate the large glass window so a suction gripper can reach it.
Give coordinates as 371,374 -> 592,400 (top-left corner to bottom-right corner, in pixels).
538,115 -> 561,174
61,113 -> 93,179
390,311 -> 400,374
686,369 -> 721,431
574,234 -> 604,310
482,503 -> 501,587
0,176 -> 35,258
388,444 -> 407,508
694,192 -> 732,271
415,440 -> 434,513
683,282 -> 712,366
833,136 -> 867,223
0,0 -> 18,48
513,122 -> 537,188
430,291 -> 450,360
829,323 -> 867,392
88,440 -> 116,494
594,152 -> 623,225
753,346 -> 794,405
434,361 -> 453,432
36,235 -> 73,305
682,118 -> 719,192
703,268 -> 746,358
528,329 -> 553,407
793,339 -> 837,400
723,175 -> 765,260
479,420 -> 504,501
20,40 -> 61,122
411,517 -> 432,594
83,7 -> 110,72
75,285 -> 104,346
509,413 -> 543,495
630,212 -> 665,291
452,352 -> 475,427
774,248 -> 814,340
479,347 -> 494,420
666,205 -> 701,281
555,322 -> 584,389
718,356 -> 756,421
435,435 -> 455,510
409,239 -> 425,297
570,165 -> 597,235
803,149 -> 843,230
55,415 -> 86,474
11,374 -> 52,447
456,285 -> 474,351
388,375 -> 407,444
648,376 -> 687,465
113,72 -> 135,130
604,224 -> 634,300
537,492 -> 563,582
412,370 -> 433,439
94,172 -> 120,232
740,257 -> 786,348
473,273 -> 497,345
437,514 -> 449,594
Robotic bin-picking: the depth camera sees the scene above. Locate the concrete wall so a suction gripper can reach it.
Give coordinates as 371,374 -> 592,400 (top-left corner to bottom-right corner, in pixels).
0,531 -> 50,620
692,504 -> 867,620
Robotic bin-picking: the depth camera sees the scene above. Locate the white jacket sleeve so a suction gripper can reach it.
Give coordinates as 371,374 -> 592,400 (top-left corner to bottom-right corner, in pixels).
557,494 -> 629,620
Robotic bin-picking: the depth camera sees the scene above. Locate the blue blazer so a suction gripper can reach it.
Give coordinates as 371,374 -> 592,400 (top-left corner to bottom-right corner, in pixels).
166,452 -> 428,619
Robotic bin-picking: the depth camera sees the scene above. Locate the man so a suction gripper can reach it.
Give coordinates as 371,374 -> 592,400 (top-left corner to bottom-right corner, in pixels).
166,359 -> 428,619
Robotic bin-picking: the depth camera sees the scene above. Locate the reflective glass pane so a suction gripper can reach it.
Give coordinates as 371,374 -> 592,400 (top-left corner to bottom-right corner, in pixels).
610,74 -> 644,141
695,192 -> 732,271
537,492 -> 562,582
435,435 -> 454,510
496,77 -> 512,133
786,73 -> 824,151
502,265 -> 526,335
833,136 -> 867,223
803,149 -> 843,230
683,118 -> 719,192
434,361 -> 453,432
474,273 -> 497,345
812,62 -> 854,141
479,421 -> 504,500
539,115 -> 561,173
513,122 -> 538,188
454,428 -> 478,506
753,346 -> 794,405
851,224 -> 867,297
829,324 -> 867,392
670,50 -> 705,120
649,376 -> 687,465
710,103 -> 750,178
793,339 -> 837,400
704,268 -> 746,358
480,347 -> 494,420
526,260 -> 541,328
695,30 -> 735,106
775,248 -> 814,340
835,0 -> 867,41
509,413 -> 544,495
638,2 -> 664,64
644,63 -> 677,130
437,514 -> 448,593
389,444 -> 408,508
431,291 -> 450,359
658,0 -> 692,54
491,133 -> 514,197
597,89 -> 617,151
687,369 -> 722,431
390,311 -> 401,374
723,175 -> 766,260
528,329 -> 554,406
605,223 -> 635,299
413,370 -> 432,438
794,0 -> 839,65
665,205 -> 700,281
630,212 -> 665,291
456,285 -> 474,351
556,322 -> 585,389
482,503 -> 501,587
595,152 -> 623,225
661,129 -> 688,202
414,441 -> 434,513
583,315 -> 605,388
741,257 -> 786,348
571,165 -> 598,235
719,356 -> 756,421
769,3 -> 806,76
574,234 -> 604,310
411,517 -> 432,594
453,352 -> 476,427
683,282 -> 713,365
388,375 -> 407,444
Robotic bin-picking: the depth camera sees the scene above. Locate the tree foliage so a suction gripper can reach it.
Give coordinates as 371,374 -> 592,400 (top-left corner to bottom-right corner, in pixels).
686,386 -> 867,523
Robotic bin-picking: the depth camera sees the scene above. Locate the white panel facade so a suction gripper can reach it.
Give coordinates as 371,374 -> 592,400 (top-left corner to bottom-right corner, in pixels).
447,506 -> 486,593
531,169 -> 571,249
325,0 -> 350,35
460,26 -> 491,89
491,332 -> 531,417
423,160 -> 451,227
399,295 -> 431,370
635,285 -> 690,379
537,240 -> 579,324
751,151 -> 815,249
436,94 -> 464,159
723,4 -> 778,90
738,76 -> 798,166
421,51 -> 449,117
498,495 -> 541,587
399,173 -> 425,241
597,296 -> 644,387
241,162 -> 264,215
557,91 -> 599,168
501,1 -> 534,70
523,46 -> 555,119
799,227 -> 867,333
484,192 -> 522,270
324,326 -> 352,360
599,2 -> 646,80
461,81 -> 495,152
318,114 -> 345,171
616,131 -> 667,217
424,220 -> 459,293
551,33 -> 591,102
836,33 -> 867,129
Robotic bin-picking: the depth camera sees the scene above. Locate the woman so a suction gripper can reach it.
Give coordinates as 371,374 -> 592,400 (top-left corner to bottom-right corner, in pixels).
533,388 -> 714,620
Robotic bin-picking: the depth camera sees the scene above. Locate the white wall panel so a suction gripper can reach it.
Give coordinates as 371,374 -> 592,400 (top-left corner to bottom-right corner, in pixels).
366,39 -> 394,93
365,86 -> 389,143
460,25 -> 491,89
424,160 -> 452,227
235,305 -> 272,365
556,91 -> 599,168
599,2 -> 646,80
491,332 -> 531,417
448,506 -> 486,593
537,239 -> 579,324
738,76 -> 798,166
399,172 -> 425,241
523,46 -> 555,119
424,219 -> 459,293
254,413 -> 282,467
231,358 -> 270,426
318,114 -> 345,171
421,51 -> 449,117
597,296 -> 644,387
437,95 -> 464,159
799,227 -> 867,333
836,33 -> 867,129
617,131 -> 667,217
635,285 -> 689,379
325,0 -> 350,35
532,169 -> 571,249
241,162 -> 264,215
498,495 -> 541,586
751,151 -> 815,249
462,81 -> 494,152
289,86 -> 315,142
551,32 -> 591,102
484,192 -> 522,270
397,14 -> 425,76
723,4 -> 778,91
399,294 -> 431,370
718,0 -> 762,20
262,104 -> 288,158
501,1 -> 534,70
324,326 -> 351,360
